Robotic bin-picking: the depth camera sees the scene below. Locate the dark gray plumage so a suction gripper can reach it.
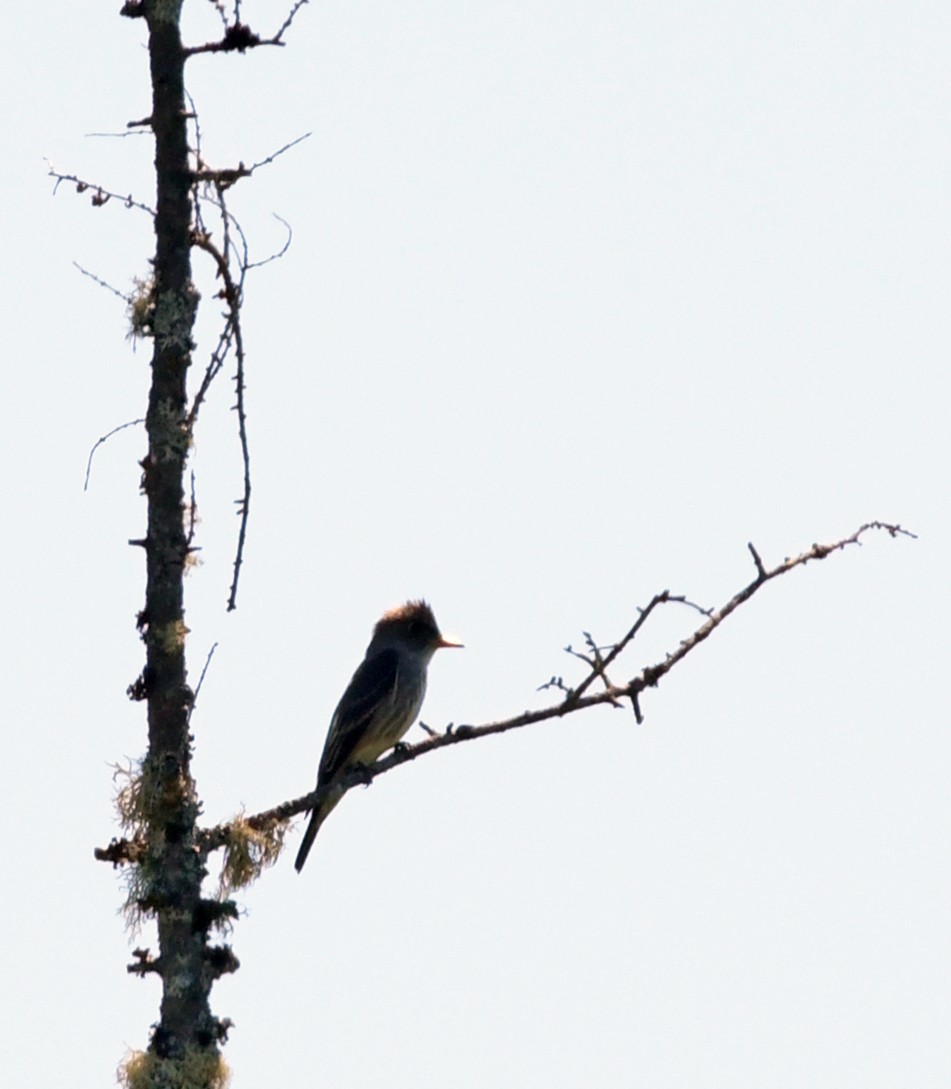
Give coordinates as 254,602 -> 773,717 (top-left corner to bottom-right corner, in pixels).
295,601 -> 460,873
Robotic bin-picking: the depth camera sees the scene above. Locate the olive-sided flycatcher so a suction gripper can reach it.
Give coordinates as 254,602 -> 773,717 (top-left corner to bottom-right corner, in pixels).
294,600 -> 461,872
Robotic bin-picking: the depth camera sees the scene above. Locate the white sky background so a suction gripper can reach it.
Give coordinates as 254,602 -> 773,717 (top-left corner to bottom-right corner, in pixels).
2,1 -> 949,1085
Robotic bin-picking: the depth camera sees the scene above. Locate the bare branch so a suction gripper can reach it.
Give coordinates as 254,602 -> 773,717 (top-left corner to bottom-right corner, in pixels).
185,470 -> 200,550
188,320 -> 235,426
46,162 -> 155,216
128,948 -> 161,976
187,226 -> 252,610
84,418 -> 145,491
747,541 -> 767,579
183,1 -> 309,57
187,22 -> 263,56
188,642 -> 219,725
200,521 -> 915,848
204,0 -> 229,33
190,132 -> 310,191
246,214 -> 293,271
227,310 -> 252,613
566,591 -> 709,706
270,0 -> 309,44
97,517 -> 907,870
94,836 -> 147,865
249,132 -> 311,173
84,129 -> 151,139
73,262 -> 131,303
187,131 -> 297,610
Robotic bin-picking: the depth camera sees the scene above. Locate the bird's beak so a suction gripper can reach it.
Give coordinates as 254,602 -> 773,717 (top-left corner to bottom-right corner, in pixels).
436,635 -> 464,649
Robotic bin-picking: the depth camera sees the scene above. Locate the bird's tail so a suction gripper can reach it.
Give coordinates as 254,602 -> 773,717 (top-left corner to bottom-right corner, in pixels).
294,788 -> 344,873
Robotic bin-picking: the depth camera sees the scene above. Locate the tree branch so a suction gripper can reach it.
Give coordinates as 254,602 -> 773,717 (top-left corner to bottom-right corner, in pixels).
189,132 -> 311,190
194,520 -> 914,851
183,0 -> 309,57
187,227 -> 252,610
46,162 -> 155,215
84,418 -> 146,491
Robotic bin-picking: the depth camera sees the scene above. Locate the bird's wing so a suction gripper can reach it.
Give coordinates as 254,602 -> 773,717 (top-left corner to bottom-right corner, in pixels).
317,647 -> 399,784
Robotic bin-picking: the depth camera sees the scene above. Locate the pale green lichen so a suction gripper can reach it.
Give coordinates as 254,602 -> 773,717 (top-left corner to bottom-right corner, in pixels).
118,1047 -> 230,1089
112,758 -> 199,932
218,816 -> 288,895
115,759 -> 156,835
151,397 -> 190,461
166,954 -> 199,997
127,276 -> 156,340
121,867 -> 150,934
148,0 -> 186,23
152,284 -> 200,351
153,619 -> 190,654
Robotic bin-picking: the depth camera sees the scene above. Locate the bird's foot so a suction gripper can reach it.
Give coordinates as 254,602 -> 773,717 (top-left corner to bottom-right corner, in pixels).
352,762 -> 374,787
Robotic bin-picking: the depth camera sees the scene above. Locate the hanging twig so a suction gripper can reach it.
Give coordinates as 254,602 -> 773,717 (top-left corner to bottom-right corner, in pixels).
84,419 -> 146,491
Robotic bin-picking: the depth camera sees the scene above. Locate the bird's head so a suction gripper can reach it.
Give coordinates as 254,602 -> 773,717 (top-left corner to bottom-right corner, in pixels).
370,600 -> 463,658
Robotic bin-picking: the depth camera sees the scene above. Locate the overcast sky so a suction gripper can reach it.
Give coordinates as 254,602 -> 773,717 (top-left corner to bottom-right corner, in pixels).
3,2 -> 949,1086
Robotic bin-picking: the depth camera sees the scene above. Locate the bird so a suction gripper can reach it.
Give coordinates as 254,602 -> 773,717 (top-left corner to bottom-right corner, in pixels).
294,600 -> 462,872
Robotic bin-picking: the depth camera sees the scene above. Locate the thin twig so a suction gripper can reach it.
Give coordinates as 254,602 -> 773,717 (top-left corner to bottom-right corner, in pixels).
203,0 -> 229,32
566,592 -> 671,705
191,132 -> 311,185
227,309 -> 251,613
183,0 -> 309,57
271,0 -> 309,43
85,130 -> 151,139
46,162 -> 155,215
185,470 -> 200,549
73,262 -> 131,303
747,542 -> 767,579
188,642 -> 219,724
189,222 -> 252,611
84,419 -> 146,491
246,214 -> 293,271
249,132 -> 311,172
187,141 -> 295,611
565,593 -> 713,707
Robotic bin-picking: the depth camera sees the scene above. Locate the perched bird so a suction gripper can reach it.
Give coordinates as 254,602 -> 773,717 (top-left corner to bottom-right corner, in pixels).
294,600 -> 461,873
